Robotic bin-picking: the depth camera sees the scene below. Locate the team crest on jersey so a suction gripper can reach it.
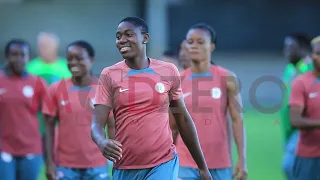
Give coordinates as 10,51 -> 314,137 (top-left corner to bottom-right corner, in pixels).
211,87 -> 221,99
22,85 -> 34,98
155,82 -> 165,93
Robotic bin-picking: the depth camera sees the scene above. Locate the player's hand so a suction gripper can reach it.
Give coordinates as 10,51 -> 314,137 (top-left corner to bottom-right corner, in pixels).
98,139 -> 123,163
46,163 -> 57,180
199,168 -> 213,180
233,160 -> 248,180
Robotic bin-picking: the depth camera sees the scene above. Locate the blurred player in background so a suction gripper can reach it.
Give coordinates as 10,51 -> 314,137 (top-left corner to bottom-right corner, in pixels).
174,23 -> 247,180
26,32 -> 71,161
43,40 -> 109,180
178,40 -> 191,70
280,33 -> 312,179
282,33 -> 312,85
91,16 -> 212,180
0,39 -> 47,180
162,49 -> 182,71
289,36 -> 320,180
27,32 -> 71,84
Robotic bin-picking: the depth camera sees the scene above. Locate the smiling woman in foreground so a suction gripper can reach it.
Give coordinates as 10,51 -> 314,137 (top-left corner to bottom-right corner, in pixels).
91,16 -> 212,180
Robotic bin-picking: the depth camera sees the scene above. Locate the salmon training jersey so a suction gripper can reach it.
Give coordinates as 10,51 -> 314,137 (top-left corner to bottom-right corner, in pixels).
0,69 -> 47,155
42,78 -> 107,168
290,72 -> 320,157
176,65 -> 232,169
95,59 -> 182,169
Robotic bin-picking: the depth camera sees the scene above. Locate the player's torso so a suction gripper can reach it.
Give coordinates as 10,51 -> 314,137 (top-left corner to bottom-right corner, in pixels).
298,73 -> 320,157
113,71 -> 170,114
55,80 -> 96,122
54,79 -> 105,167
303,76 -> 320,119
177,66 -> 231,168
181,66 -> 228,142
0,73 -> 42,155
109,60 -> 175,168
110,61 -> 173,130
0,73 -> 40,124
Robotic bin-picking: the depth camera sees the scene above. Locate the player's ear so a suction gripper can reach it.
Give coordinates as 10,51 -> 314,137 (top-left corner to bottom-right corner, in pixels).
210,43 -> 215,52
142,33 -> 150,44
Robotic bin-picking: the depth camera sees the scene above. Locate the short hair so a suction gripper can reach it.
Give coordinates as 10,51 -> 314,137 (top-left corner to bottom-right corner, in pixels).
288,33 -> 311,49
163,49 -> 177,58
67,40 -> 95,58
37,32 -> 60,45
189,23 -> 217,44
119,16 -> 149,34
4,39 -> 30,57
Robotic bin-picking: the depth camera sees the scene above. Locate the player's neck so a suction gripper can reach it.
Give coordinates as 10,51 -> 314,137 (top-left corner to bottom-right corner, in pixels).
72,74 -> 91,87
290,55 -> 305,66
125,55 -> 149,70
8,65 -> 24,77
191,60 -> 211,73
41,56 -> 57,63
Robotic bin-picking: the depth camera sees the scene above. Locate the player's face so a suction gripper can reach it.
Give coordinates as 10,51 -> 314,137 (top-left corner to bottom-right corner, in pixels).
179,41 -> 191,69
6,44 -> 29,73
116,22 -> 149,60
67,45 -> 93,77
312,43 -> 320,71
284,37 -> 301,61
38,36 -> 58,61
186,29 -> 214,63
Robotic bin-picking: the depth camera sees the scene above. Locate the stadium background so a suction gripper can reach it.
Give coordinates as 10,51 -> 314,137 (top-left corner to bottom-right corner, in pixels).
1,0 -> 320,179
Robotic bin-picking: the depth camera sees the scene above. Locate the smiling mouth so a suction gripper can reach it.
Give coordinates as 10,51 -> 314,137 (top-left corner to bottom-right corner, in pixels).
70,66 -> 80,72
120,47 -> 131,53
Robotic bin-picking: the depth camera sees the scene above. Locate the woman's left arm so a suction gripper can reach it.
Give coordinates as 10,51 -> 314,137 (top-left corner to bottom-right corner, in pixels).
226,71 -> 247,180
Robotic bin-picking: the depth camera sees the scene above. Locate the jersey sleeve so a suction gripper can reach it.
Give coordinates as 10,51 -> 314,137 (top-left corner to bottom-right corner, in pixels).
42,84 -> 58,117
169,64 -> 183,100
95,68 -> 113,107
289,78 -> 305,107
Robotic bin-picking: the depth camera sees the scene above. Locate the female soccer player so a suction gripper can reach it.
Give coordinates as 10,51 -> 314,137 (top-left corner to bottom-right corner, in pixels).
43,40 -> 109,180
289,36 -> 320,180
280,33 -> 312,179
91,16 -> 212,180
174,23 -> 247,180
0,39 -> 46,180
